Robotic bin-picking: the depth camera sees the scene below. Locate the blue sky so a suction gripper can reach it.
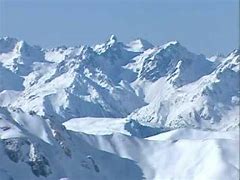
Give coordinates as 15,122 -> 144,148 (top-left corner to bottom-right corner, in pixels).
0,0 -> 238,56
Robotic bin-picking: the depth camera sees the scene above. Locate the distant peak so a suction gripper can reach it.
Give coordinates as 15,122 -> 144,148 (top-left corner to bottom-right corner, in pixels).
163,40 -> 180,47
93,35 -> 119,54
132,38 -> 153,46
0,36 -> 19,44
52,45 -> 68,51
18,40 -> 27,46
106,34 -> 118,46
231,49 -> 240,55
135,37 -> 151,42
127,38 -> 154,52
0,36 -> 19,53
15,40 -> 29,52
159,40 -> 183,51
110,34 -> 118,41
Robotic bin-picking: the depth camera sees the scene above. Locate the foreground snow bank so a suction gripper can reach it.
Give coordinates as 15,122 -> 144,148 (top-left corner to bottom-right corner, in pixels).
72,127 -> 239,180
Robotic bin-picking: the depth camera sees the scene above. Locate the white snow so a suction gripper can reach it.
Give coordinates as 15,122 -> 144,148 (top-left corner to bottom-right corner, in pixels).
127,38 -> 154,52
0,35 -> 239,179
63,117 -> 130,135
76,128 -> 239,180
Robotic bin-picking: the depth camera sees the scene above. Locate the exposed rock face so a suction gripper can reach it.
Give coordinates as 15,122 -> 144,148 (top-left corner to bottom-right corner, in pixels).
3,138 -> 26,163
27,143 -> 52,177
3,138 -> 52,177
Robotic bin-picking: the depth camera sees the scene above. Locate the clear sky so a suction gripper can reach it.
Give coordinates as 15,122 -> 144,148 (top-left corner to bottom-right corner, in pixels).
0,0 -> 239,56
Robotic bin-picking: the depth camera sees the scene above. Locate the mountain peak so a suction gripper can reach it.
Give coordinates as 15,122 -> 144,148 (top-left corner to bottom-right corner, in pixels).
106,34 -> 118,46
127,38 -> 154,52
15,40 -> 28,52
110,34 -> 118,41
94,35 -> 120,54
0,36 -> 19,54
0,36 -> 18,42
231,49 -> 240,56
161,40 -> 180,49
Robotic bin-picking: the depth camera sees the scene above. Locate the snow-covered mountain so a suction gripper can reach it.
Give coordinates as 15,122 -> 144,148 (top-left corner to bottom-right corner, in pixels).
0,35 -> 239,179
128,49 -> 239,130
0,35 -> 238,129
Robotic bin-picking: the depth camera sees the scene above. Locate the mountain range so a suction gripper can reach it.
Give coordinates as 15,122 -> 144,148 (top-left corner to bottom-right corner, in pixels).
0,35 -> 239,180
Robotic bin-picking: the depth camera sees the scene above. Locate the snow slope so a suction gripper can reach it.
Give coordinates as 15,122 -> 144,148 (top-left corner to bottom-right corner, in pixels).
73,128 -> 239,180
64,117 -> 239,179
1,107 -> 238,180
0,107 -> 144,180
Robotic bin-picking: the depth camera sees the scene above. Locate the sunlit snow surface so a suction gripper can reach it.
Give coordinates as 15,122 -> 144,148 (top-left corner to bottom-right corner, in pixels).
65,117 -> 239,179
0,36 -> 239,179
